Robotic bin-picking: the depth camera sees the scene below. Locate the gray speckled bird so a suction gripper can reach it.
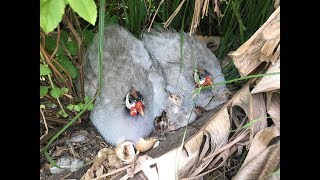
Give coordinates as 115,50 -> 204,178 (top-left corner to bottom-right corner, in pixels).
142,28 -> 229,130
82,25 -> 168,146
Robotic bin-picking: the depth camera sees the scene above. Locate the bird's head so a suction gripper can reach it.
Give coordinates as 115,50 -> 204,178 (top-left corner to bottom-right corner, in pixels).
194,66 -> 213,87
125,87 -> 145,117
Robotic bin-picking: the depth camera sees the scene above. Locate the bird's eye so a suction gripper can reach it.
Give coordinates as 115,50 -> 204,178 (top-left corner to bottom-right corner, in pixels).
175,98 -> 177,101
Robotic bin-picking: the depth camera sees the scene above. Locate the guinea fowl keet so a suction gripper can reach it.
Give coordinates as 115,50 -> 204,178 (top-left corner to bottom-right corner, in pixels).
82,25 -> 168,146
142,28 -> 229,131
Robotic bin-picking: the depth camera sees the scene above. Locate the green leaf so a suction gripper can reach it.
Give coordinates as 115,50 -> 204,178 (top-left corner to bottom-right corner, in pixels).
56,54 -> 78,79
40,0 -> 66,33
87,103 -> 94,111
78,103 -> 84,110
74,105 -> 81,112
61,87 -> 69,94
67,104 -> 74,111
60,30 -> 69,46
67,0 -> 97,25
66,40 -> 78,55
45,36 -> 63,55
105,15 -> 119,25
51,88 -> 63,98
40,64 -> 52,76
58,110 -> 68,118
82,29 -> 94,46
40,86 -> 49,98
84,96 -> 91,103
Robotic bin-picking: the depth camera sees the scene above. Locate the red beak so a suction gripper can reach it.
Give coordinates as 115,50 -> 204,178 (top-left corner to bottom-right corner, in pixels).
130,101 -> 144,117
203,76 -> 213,86
135,101 -> 145,116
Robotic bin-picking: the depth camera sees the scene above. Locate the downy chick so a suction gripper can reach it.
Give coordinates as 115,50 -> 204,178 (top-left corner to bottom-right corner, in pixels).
142,28 -> 229,130
82,25 -> 168,146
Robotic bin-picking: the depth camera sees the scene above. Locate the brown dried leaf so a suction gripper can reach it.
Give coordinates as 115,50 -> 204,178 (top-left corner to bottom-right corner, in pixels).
267,92 -> 280,126
204,108 -> 231,150
251,60 -> 280,93
228,7 -> 280,76
263,20 -> 280,41
95,164 -> 105,177
260,37 -> 280,60
249,93 -> 267,136
232,85 -> 251,116
233,143 -> 280,180
81,148 -> 113,180
241,126 -> 280,167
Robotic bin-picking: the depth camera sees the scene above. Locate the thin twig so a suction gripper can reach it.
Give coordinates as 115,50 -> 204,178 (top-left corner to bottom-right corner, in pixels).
147,0 -> 164,32
92,163 -> 134,180
40,43 -> 66,84
63,15 -> 85,99
49,25 -> 61,60
40,107 -> 48,141
163,0 -> 186,27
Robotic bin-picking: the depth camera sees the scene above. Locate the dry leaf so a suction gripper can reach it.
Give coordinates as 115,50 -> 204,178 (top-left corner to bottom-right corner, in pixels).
232,85 -> 251,116
229,7 -> 280,76
95,165 -> 105,177
241,126 -> 280,167
81,148 -> 113,180
233,143 -> 280,180
267,92 -> 280,126
249,93 -> 267,136
263,20 -> 280,41
251,60 -> 280,93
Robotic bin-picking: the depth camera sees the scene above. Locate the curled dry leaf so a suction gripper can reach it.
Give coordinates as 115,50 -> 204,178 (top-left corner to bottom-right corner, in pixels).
249,93 -> 267,136
81,148 -> 111,180
228,7 -> 280,76
233,143 -> 280,180
232,85 -> 251,116
251,60 -> 280,93
241,126 -> 280,167
267,92 -> 280,126
135,137 -> 158,153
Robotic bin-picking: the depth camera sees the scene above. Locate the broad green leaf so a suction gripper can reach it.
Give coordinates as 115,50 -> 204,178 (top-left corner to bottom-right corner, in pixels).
87,103 -> 94,111
56,54 -> 78,79
61,87 -> 69,94
40,86 -> 49,98
78,103 -> 84,110
60,30 -> 69,46
40,64 -> 52,75
51,87 -> 63,98
58,110 -> 68,118
45,36 -> 63,55
84,96 -> 91,103
82,29 -> 94,46
67,0 -> 97,25
66,40 -> 78,55
40,0 -> 66,33
74,105 -> 81,112
67,104 -> 74,111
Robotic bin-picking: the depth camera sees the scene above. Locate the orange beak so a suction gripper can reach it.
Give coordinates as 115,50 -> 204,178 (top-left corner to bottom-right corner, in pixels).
203,76 -> 213,86
135,101 -> 145,116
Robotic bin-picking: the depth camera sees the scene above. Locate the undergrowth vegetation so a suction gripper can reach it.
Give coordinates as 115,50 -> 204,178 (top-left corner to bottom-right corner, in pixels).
40,0 -> 276,173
